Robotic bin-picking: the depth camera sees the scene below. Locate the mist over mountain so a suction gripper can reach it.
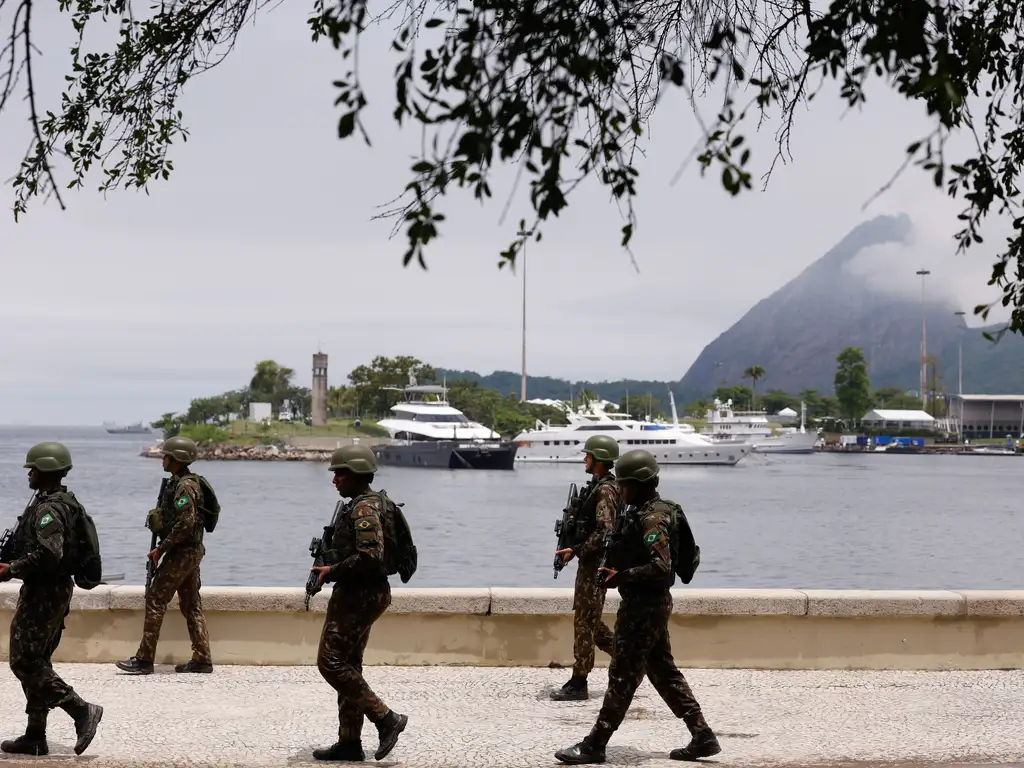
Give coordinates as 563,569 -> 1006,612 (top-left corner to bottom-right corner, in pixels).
677,213 -> 1024,397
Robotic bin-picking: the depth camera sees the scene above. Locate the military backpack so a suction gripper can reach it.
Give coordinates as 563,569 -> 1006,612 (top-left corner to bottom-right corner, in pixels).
374,491 -> 417,583
660,500 -> 700,584
189,474 -> 221,533
49,491 -> 103,590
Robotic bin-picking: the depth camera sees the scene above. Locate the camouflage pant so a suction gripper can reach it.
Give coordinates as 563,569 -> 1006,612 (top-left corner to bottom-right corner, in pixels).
9,581 -> 78,717
588,590 -> 702,747
137,544 -> 211,664
317,582 -> 392,742
572,558 -> 615,677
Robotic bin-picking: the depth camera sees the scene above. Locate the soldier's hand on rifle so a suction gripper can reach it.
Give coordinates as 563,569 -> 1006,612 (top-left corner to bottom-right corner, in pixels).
311,565 -> 332,587
555,548 -> 574,565
147,549 -> 161,568
598,567 -> 618,586
0,563 -> 9,582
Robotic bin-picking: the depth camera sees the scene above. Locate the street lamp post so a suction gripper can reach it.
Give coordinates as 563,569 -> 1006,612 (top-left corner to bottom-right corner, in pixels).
954,310 -> 965,440
517,229 -> 532,402
916,269 -> 931,411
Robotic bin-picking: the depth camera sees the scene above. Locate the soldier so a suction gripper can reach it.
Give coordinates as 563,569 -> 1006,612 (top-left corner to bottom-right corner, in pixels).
551,434 -> 621,701
308,444 -> 408,762
115,435 -> 212,674
555,449 -> 720,765
0,442 -> 103,756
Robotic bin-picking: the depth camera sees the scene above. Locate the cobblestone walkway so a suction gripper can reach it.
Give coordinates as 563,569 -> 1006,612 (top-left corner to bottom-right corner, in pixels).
0,665 -> 1020,766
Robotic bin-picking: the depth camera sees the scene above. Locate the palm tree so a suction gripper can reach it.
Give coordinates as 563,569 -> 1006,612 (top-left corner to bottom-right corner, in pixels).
743,365 -> 766,409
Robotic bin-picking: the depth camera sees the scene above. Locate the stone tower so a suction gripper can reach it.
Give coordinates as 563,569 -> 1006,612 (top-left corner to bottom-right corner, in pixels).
312,352 -> 328,427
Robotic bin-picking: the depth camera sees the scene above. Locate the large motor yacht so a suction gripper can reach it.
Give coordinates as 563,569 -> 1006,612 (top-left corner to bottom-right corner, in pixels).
701,399 -> 820,454
372,382 -> 518,470
513,395 -> 749,466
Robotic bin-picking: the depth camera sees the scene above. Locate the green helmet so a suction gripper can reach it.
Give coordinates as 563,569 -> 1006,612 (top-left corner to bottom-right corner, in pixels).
582,434 -> 619,462
615,449 -> 659,482
329,444 -> 378,474
23,442 -> 73,473
160,435 -> 198,464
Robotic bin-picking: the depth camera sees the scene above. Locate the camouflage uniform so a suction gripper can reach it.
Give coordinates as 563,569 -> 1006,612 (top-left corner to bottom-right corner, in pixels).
140,473 -> 211,665
2,443 -> 102,757
556,448 -> 720,765
319,494 -> 393,741
570,475 -> 618,677
118,472 -> 211,673
587,496 -> 708,746
314,475 -> 407,763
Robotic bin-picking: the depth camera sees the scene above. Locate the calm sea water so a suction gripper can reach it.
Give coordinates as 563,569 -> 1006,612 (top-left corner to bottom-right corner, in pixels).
0,426 -> 1018,589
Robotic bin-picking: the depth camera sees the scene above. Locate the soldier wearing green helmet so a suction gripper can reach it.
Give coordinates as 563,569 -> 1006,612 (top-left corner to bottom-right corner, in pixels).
306,443 -> 408,762
550,434 -> 622,702
0,442 -> 103,757
116,434 -> 216,676
556,449 -> 720,765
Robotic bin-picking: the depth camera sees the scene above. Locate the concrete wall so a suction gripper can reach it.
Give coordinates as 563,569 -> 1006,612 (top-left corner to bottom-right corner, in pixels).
2,586 -> 1022,670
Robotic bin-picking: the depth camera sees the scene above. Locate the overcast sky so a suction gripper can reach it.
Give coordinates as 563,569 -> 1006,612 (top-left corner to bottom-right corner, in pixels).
0,3 -> 1011,425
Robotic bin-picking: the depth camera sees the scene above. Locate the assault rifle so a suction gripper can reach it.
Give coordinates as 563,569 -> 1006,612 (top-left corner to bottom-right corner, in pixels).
0,492 -> 36,570
145,478 -> 168,594
305,499 -> 347,611
553,482 -> 584,579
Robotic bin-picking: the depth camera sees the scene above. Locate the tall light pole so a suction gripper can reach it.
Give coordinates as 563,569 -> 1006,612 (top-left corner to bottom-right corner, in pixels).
916,269 -> 931,410
517,228 -> 532,402
955,309 -> 965,440
954,310 -> 965,395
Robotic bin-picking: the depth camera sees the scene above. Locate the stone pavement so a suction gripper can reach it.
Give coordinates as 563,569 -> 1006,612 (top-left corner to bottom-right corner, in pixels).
0,665 -> 1021,767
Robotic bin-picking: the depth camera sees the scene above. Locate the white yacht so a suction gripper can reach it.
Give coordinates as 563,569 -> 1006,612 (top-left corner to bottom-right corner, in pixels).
513,396 -> 749,466
702,399 -> 819,454
373,382 -> 517,469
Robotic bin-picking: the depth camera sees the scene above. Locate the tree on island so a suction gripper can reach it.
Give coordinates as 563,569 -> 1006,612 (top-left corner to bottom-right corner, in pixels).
5,1 -> 1024,333
834,347 -> 872,425
742,365 -> 766,409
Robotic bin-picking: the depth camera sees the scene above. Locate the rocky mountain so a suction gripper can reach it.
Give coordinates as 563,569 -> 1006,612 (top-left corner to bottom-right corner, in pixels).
677,213 -> 1024,398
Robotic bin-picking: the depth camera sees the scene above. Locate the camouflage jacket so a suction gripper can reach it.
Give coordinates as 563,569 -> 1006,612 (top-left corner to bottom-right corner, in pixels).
329,491 -> 387,585
575,472 -> 621,562
9,487 -> 74,583
157,473 -> 204,554
612,493 -> 674,592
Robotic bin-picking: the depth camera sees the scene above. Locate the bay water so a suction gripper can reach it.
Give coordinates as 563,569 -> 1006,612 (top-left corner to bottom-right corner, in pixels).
0,426 -> 1017,590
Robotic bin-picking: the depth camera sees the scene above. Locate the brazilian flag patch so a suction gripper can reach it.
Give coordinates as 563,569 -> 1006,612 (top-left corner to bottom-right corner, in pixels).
644,530 -> 660,546
357,519 -> 372,530
39,514 -> 53,529
175,496 -> 189,509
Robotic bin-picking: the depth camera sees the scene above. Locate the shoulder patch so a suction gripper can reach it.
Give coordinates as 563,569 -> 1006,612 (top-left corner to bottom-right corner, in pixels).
357,519 -> 373,530
39,513 -> 54,529
644,530 -> 660,546
175,495 -> 189,508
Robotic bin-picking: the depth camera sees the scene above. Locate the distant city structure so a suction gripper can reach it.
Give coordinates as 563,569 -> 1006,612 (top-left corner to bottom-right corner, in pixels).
248,402 -> 272,422
312,352 -> 328,427
946,394 -> 1024,439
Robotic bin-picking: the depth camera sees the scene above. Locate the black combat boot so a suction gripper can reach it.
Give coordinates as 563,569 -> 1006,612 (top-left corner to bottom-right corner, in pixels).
372,710 -> 408,760
1,711 -> 48,756
175,660 -> 213,673
114,657 -> 154,674
59,696 -> 103,755
669,712 -> 721,761
312,740 -> 364,761
555,738 -> 606,764
550,675 -> 589,701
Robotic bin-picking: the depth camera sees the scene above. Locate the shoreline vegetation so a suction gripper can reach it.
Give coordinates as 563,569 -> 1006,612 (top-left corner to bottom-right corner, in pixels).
140,353 -> 1004,462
